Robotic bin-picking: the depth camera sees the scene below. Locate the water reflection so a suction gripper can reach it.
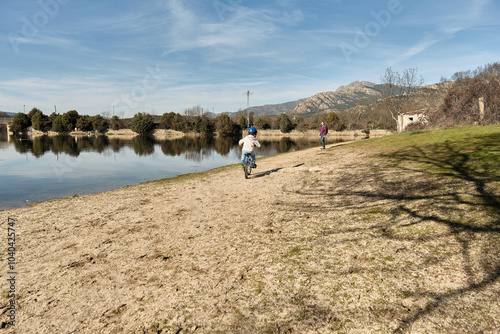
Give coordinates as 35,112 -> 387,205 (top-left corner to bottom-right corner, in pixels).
7,135 -> 324,162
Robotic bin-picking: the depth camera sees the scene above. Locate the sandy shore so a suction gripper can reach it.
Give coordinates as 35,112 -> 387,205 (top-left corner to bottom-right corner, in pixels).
0,138 -> 498,333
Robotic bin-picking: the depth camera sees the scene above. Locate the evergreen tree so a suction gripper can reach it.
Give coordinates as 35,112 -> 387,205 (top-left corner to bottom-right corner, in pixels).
10,113 -> 30,134
215,113 -> 235,136
326,111 -> 344,131
27,108 -> 42,125
110,115 -> 125,130
278,113 -> 293,133
61,110 -> 79,132
51,115 -> 66,133
239,115 -> 247,129
92,115 -> 109,133
76,115 -> 93,132
31,110 -> 52,132
197,115 -> 215,135
171,113 -> 186,132
130,112 -> 155,134
160,112 -> 176,129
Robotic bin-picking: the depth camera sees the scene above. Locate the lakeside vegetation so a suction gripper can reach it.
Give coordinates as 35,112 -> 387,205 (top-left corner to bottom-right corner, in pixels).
5,106 -> 316,137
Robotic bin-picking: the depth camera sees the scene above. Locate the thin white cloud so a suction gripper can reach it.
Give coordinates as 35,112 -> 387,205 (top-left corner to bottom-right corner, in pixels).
162,0 -> 301,56
20,34 -> 82,49
389,37 -> 441,66
389,0 -> 492,66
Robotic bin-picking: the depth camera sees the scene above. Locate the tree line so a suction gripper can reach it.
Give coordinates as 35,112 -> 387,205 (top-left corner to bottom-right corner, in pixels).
8,105 -> 342,137
9,108 -> 112,135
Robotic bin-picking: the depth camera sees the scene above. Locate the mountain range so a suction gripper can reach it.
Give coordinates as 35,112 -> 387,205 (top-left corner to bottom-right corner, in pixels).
241,81 -> 382,117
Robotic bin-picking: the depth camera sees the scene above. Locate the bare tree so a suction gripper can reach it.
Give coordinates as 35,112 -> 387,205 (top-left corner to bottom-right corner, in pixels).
184,105 -> 203,117
400,68 -> 425,94
379,67 -> 425,130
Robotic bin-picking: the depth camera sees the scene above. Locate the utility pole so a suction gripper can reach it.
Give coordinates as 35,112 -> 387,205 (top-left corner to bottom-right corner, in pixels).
245,90 -> 253,128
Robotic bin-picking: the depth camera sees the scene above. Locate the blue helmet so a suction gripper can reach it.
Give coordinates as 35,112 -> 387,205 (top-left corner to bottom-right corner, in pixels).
248,127 -> 257,135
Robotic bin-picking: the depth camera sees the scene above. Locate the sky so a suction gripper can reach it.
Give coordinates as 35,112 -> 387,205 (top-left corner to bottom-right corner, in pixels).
0,0 -> 499,118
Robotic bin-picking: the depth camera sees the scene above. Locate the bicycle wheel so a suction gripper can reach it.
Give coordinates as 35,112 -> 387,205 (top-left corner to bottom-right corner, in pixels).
246,159 -> 252,177
244,157 -> 251,179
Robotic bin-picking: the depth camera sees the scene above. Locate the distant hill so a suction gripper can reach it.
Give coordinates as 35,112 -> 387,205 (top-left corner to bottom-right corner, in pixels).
0,112 -> 16,117
289,81 -> 381,115
239,81 -> 382,117
241,98 -> 308,117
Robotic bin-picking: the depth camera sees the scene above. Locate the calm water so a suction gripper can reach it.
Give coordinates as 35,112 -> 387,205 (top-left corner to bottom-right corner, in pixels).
0,134 -> 330,210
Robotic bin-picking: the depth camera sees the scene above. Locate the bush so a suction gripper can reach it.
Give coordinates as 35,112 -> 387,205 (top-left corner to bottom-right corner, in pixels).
216,113 -> 237,137
92,115 -> 109,133
110,116 -> 125,130
196,116 -> 215,135
171,113 -> 186,132
326,111 -> 345,131
51,115 -> 66,133
10,113 -> 30,134
31,110 -> 52,132
239,116 -> 247,129
160,112 -> 176,129
27,108 -> 42,124
61,110 -> 79,132
278,113 -> 294,133
76,115 -> 93,132
428,62 -> 500,128
255,117 -> 271,130
130,113 -> 155,134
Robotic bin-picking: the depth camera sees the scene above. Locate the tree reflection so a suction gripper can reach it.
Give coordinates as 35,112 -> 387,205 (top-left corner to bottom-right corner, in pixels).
32,135 -> 51,157
11,136 -> 32,154
75,135 -> 109,153
278,137 -> 293,153
108,138 -> 129,153
132,135 -> 155,156
51,135 -> 80,157
215,136 -> 239,156
9,134 -> 324,159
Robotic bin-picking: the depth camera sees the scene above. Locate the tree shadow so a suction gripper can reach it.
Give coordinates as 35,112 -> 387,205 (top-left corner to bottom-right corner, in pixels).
382,135 -> 500,332
275,134 -> 500,332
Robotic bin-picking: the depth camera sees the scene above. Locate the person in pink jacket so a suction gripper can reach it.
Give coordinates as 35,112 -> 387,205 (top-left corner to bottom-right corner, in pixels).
239,127 -> 260,168
319,121 -> 328,149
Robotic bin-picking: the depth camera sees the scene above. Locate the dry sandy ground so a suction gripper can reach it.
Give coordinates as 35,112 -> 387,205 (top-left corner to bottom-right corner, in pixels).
0,140 -> 498,333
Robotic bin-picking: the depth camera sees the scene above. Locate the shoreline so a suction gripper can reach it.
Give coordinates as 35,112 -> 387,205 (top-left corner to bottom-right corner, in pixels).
0,141 -> 353,213
1,132 -> 359,212
24,128 -> 394,140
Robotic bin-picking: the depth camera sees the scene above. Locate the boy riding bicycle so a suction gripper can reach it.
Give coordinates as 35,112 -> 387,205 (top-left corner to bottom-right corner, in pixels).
239,127 -> 260,168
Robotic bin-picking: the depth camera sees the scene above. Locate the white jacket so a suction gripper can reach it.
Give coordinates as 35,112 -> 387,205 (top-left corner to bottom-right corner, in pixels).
239,135 -> 260,152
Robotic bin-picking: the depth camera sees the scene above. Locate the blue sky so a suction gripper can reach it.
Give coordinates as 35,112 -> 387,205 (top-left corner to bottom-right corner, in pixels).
1,0 -> 499,117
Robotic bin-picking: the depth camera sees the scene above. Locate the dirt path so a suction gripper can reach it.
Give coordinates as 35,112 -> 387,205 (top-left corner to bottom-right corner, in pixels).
1,141 -> 498,333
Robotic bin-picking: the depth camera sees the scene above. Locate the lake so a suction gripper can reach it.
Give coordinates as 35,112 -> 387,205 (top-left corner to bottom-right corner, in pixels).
0,134 -> 331,211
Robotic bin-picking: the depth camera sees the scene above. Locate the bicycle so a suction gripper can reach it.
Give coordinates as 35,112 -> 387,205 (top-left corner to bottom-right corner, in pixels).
243,152 -> 253,179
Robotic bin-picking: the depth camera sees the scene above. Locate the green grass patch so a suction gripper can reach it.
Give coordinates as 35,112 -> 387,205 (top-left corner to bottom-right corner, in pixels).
350,125 -> 500,154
